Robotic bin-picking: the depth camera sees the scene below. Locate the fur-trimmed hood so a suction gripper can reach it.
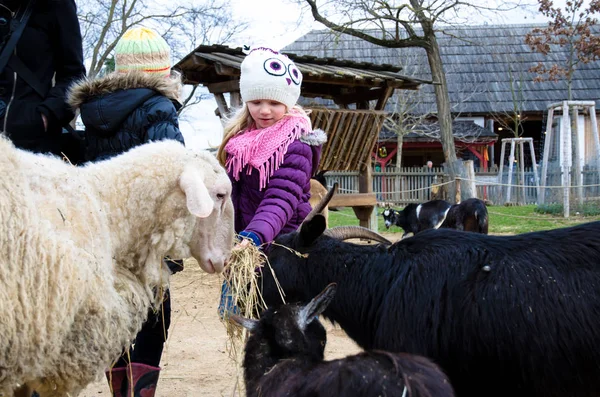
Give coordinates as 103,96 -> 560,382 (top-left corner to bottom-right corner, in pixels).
67,71 -> 181,110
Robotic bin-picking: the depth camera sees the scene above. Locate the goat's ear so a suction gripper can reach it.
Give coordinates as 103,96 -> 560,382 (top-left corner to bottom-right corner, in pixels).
230,314 -> 259,331
297,283 -> 336,330
179,166 -> 214,218
298,214 -> 327,247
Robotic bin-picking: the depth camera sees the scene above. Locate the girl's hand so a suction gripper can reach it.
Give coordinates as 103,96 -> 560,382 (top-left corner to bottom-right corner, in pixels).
233,237 -> 252,252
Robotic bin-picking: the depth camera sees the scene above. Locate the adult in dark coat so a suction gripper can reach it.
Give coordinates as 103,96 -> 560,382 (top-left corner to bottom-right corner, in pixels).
0,0 -> 85,156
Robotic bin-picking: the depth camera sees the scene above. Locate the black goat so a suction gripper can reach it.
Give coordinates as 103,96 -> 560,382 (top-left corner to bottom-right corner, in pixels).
260,216 -> 600,397
382,200 -> 452,236
233,284 -> 455,397
440,198 -> 488,234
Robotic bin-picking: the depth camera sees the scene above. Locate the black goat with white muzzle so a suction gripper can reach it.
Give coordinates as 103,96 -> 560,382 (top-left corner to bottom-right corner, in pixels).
232,284 -> 455,397
382,200 -> 452,237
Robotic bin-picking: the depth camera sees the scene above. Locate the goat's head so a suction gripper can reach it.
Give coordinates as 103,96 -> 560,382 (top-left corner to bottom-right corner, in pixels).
382,208 -> 397,229
260,184 -> 391,305
177,150 -> 234,274
232,283 -> 337,360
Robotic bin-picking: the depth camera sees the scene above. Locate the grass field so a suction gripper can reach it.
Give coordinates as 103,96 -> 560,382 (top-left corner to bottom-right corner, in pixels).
328,204 -> 600,235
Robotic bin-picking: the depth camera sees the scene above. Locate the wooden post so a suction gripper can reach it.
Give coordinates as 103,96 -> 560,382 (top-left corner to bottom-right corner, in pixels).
561,101 -> 571,218
464,160 -> 477,199
454,176 -> 462,204
539,106 -> 555,205
519,140 -> 526,204
352,165 -> 374,229
214,93 -> 230,118
497,139 -> 507,204
230,91 -> 242,109
589,106 -> 600,169
589,106 -> 600,198
528,138 -> 541,203
506,140 -> 516,203
572,106 -> 583,206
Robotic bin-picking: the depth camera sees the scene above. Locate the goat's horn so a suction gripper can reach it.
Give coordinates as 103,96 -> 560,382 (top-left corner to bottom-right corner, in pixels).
323,226 -> 392,245
304,182 -> 339,222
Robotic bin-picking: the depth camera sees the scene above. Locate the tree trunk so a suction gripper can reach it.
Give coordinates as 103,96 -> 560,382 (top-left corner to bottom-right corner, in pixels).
425,38 -> 457,167
396,133 -> 404,168
420,23 -> 468,197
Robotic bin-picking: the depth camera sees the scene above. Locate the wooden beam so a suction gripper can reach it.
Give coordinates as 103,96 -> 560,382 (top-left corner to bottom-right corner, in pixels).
192,54 -> 210,66
333,88 -> 386,105
206,79 -> 240,94
328,193 -> 377,207
230,92 -> 242,108
214,93 -> 229,118
214,63 -> 239,76
375,86 -> 395,110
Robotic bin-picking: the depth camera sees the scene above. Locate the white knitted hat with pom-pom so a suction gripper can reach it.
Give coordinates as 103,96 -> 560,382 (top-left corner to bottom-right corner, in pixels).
239,47 -> 303,109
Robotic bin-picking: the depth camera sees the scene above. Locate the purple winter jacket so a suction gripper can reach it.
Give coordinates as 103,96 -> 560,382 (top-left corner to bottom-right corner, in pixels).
228,129 -> 327,245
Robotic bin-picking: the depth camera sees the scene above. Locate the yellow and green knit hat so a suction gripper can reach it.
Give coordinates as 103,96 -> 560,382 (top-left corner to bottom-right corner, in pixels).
115,27 -> 171,76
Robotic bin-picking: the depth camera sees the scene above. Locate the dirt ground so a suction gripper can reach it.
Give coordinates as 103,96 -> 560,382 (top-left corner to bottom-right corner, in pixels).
80,234 -> 403,397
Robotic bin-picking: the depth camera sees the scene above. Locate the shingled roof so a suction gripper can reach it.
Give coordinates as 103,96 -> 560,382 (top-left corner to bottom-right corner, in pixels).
283,24 -> 600,114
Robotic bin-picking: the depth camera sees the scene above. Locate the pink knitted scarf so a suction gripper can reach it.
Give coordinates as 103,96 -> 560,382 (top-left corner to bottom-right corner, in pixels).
225,111 -> 312,190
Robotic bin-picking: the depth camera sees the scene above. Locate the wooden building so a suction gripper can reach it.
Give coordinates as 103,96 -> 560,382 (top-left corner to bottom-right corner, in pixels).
283,24 -> 600,168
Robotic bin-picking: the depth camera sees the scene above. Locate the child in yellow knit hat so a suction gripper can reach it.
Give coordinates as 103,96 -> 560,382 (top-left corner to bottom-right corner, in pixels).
115,27 -> 172,75
67,26 -> 184,397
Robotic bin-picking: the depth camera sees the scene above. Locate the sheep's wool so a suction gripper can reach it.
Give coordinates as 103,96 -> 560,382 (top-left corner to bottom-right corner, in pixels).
0,136 -> 234,396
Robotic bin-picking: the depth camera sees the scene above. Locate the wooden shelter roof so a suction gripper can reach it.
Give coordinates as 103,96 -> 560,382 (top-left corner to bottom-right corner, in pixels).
173,44 -> 429,106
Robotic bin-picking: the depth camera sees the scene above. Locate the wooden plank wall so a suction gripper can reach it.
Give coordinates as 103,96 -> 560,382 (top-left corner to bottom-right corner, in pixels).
308,108 -> 387,171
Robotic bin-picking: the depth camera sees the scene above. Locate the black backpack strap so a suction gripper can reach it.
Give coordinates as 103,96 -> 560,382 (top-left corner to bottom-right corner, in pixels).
0,0 -> 36,72
7,54 -> 46,97
0,1 -> 47,98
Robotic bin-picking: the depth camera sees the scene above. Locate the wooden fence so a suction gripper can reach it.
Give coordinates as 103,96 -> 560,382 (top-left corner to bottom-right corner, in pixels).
323,166 -> 600,206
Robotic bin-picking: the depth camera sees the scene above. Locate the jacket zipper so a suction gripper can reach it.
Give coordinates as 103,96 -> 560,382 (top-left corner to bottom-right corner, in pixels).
2,44 -> 18,135
3,69 -> 17,134
2,6 -> 17,135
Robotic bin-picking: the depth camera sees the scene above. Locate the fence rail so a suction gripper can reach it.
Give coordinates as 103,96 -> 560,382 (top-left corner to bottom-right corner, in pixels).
323,166 -> 600,206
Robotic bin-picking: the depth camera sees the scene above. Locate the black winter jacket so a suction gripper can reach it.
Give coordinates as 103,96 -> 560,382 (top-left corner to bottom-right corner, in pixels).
67,72 -> 185,161
0,0 -> 85,154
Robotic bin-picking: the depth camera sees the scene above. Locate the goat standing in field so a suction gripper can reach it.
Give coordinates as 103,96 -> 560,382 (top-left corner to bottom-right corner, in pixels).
232,284 -> 455,397
382,200 -> 452,237
383,198 -> 488,236
441,198 -> 488,234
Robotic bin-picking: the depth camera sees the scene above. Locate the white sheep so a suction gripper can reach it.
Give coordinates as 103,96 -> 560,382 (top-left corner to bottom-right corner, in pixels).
0,136 -> 234,397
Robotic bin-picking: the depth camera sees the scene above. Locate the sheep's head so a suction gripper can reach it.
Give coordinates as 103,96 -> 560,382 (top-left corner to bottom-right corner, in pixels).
179,151 -> 234,274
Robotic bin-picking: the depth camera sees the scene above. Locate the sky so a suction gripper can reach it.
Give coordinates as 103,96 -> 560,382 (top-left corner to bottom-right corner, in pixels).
177,0 -> 591,151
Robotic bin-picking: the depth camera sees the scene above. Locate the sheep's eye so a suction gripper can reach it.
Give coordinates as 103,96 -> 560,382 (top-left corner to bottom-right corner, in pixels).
216,193 -> 225,200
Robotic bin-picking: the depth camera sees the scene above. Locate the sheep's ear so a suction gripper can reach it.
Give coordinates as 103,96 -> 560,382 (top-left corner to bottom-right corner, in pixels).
179,166 -> 214,218
297,283 -> 336,330
298,214 -> 327,247
230,314 -> 259,331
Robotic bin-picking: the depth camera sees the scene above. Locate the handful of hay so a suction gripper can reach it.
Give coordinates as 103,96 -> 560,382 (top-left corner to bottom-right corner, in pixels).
219,239 -> 285,393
